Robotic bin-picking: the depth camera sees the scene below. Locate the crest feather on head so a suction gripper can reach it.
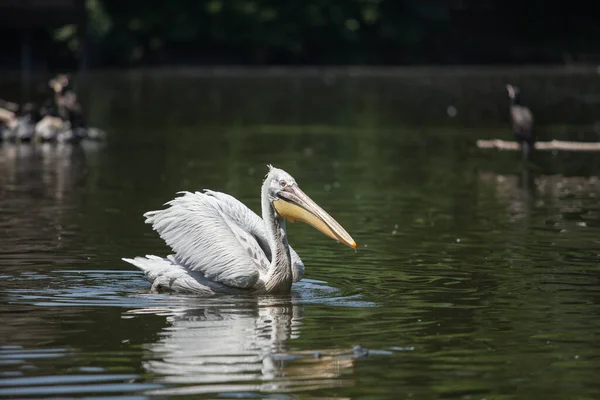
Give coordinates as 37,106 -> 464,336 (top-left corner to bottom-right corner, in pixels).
263,164 -> 275,183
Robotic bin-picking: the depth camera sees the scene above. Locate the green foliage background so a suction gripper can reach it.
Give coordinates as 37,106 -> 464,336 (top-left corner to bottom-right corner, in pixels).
45,0 -> 600,67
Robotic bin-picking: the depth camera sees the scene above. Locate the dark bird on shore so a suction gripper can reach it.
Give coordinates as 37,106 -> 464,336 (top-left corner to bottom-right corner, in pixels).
49,75 -> 86,128
506,84 -> 535,161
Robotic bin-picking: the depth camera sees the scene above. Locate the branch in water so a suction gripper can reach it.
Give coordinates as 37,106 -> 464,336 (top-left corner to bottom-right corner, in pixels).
476,139 -> 600,152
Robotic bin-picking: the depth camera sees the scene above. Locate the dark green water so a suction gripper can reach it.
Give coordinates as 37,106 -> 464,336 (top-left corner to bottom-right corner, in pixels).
1,69 -> 600,399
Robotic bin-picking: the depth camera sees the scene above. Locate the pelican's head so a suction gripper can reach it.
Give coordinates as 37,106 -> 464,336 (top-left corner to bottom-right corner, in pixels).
263,165 -> 357,249
49,74 -> 70,94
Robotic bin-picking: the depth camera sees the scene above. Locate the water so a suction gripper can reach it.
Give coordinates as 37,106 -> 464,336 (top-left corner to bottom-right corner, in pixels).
1,69 -> 600,399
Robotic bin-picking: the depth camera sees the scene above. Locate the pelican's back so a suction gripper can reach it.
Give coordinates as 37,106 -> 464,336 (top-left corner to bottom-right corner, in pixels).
143,191 -> 270,289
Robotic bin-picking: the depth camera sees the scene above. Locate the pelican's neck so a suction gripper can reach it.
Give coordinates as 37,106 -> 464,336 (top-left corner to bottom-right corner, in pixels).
261,187 -> 293,293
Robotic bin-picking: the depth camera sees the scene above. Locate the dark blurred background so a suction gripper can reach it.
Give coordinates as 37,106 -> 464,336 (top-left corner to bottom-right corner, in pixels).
1,0 -> 599,71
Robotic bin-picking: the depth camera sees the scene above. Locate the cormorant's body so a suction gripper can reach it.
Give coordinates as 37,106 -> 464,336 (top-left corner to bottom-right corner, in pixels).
506,84 -> 535,161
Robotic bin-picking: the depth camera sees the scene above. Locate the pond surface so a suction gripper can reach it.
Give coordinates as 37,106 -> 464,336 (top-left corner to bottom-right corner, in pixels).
1,69 -> 600,399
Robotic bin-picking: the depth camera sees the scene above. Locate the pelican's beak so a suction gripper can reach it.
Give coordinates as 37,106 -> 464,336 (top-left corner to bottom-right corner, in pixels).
49,75 -> 68,93
273,184 -> 357,249
49,80 -> 61,93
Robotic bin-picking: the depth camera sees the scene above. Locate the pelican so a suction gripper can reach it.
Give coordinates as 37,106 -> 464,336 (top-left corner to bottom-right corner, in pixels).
0,102 -> 38,142
0,106 -> 16,139
123,165 -> 356,295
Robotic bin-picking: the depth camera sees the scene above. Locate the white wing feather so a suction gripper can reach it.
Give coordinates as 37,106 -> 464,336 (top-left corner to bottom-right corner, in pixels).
144,191 -> 269,289
203,189 -> 305,282
122,255 -> 242,295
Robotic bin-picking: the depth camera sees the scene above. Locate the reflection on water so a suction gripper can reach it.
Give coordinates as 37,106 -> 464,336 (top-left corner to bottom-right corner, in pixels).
0,142 -> 102,198
0,142 -> 103,268
2,71 -> 600,399
479,170 -> 600,227
1,269 -> 375,397
131,295 -> 360,396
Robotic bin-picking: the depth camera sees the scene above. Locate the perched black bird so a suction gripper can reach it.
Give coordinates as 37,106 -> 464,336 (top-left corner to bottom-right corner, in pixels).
49,74 -> 86,130
45,74 -> 107,142
506,84 -> 535,161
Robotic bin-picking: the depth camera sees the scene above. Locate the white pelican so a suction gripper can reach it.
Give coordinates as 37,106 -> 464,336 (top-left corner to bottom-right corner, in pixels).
123,165 -> 356,295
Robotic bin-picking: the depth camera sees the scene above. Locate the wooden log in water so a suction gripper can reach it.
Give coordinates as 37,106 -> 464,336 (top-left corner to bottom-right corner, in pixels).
476,139 -> 600,152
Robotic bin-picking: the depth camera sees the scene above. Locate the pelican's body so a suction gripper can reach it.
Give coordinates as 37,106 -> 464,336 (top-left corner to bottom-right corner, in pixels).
35,115 -> 66,141
1,103 -> 38,142
123,166 -> 356,295
0,106 -> 15,125
0,107 -> 16,141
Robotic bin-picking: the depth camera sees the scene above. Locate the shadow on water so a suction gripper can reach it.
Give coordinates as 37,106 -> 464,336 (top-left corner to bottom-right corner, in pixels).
1,69 -> 600,399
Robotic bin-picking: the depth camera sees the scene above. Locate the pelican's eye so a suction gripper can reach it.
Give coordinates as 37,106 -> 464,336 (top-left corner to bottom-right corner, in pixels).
279,179 -> 287,187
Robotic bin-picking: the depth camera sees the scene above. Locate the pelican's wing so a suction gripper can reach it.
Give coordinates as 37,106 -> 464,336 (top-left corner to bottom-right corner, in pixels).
203,189 -> 305,282
203,190 -> 265,237
144,191 -> 269,289
123,255 -> 241,295
15,116 -> 35,140
0,107 -> 15,124
61,92 -> 83,113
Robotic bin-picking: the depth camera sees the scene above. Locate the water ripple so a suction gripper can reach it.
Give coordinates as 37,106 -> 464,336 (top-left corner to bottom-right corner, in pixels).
3,73 -> 600,399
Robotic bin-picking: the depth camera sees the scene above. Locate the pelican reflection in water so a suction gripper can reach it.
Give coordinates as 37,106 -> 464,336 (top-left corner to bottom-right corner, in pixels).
124,165 -> 356,295
127,296 -> 357,395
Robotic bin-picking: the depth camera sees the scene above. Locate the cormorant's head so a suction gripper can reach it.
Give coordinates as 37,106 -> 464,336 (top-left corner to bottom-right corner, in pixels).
506,84 -> 521,104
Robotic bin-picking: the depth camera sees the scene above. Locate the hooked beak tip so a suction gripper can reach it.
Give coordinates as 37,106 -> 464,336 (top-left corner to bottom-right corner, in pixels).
351,241 -> 357,249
